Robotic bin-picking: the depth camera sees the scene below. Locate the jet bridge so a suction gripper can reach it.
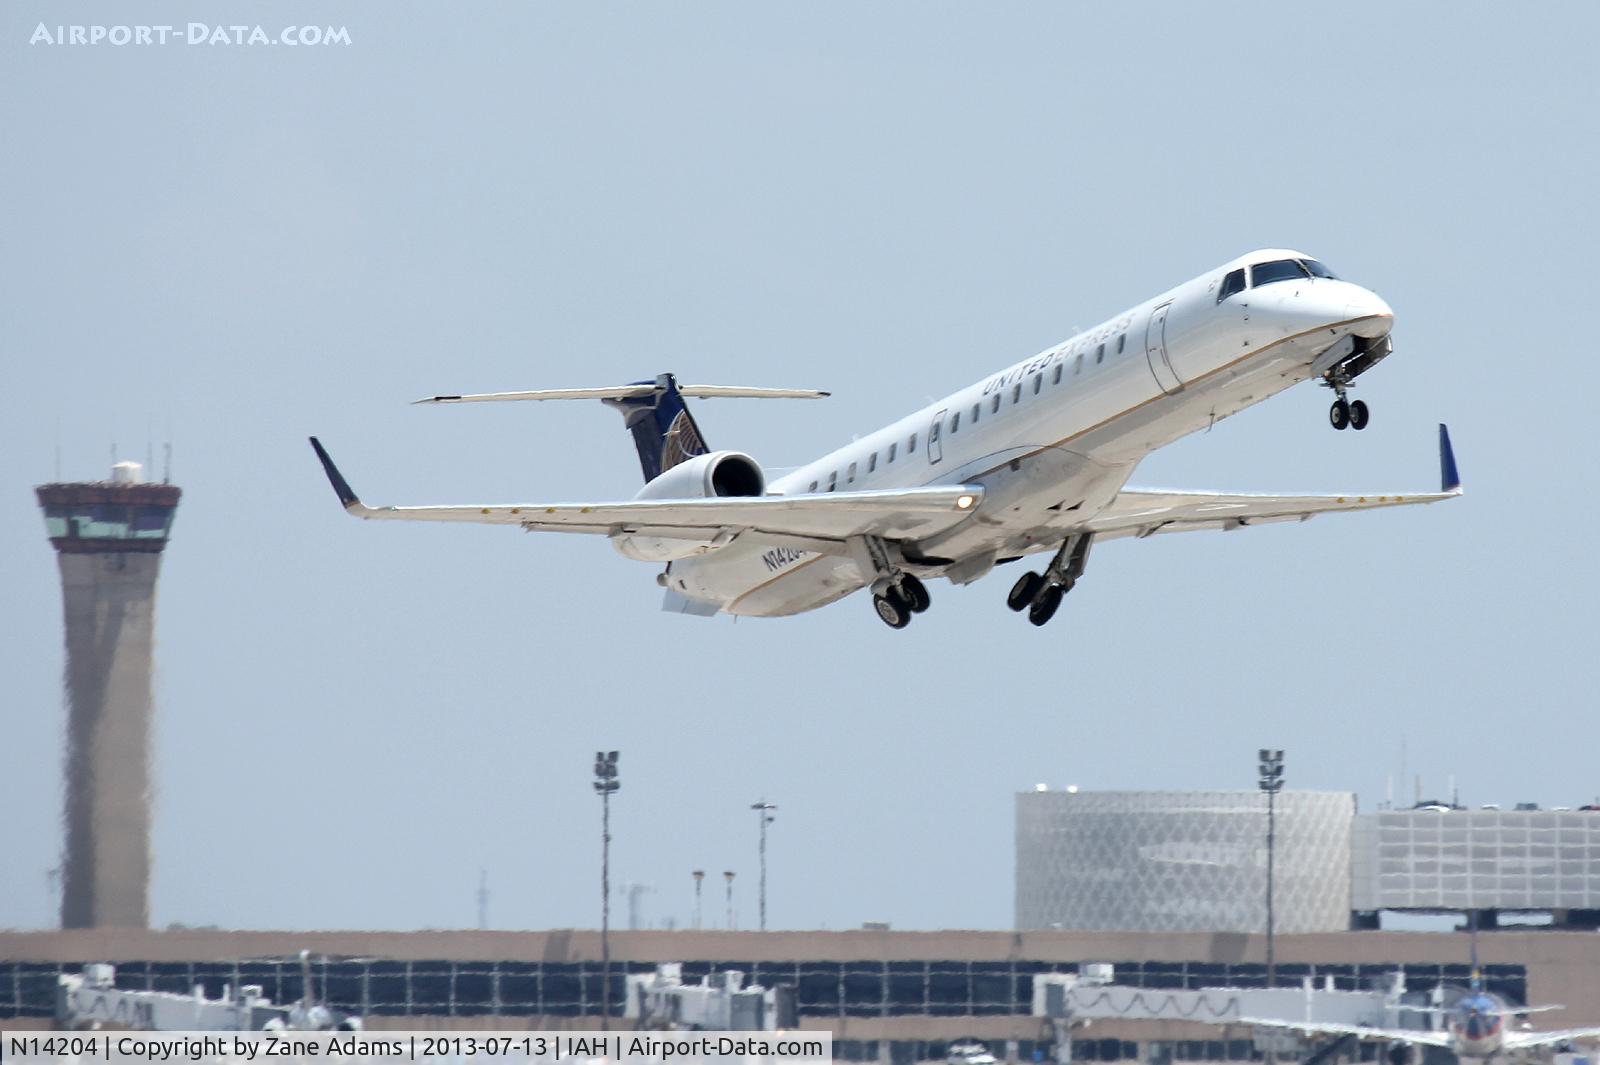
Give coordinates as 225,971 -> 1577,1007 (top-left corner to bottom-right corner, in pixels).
56,960 -> 362,1032
624,963 -> 796,1031
1033,967 -> 1433,1064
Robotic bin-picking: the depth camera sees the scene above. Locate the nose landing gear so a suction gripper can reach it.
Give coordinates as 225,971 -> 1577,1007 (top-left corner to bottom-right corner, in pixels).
1323,370 -> 1370,431
1329,396 -> 1370,431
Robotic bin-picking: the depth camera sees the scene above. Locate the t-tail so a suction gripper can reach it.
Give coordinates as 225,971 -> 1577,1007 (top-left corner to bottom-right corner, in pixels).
601,374 -> 711,482
413,373 -> 829,484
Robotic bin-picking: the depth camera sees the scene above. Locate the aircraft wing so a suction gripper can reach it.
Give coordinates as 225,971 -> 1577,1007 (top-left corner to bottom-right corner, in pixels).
309,438 -> 979,549
1506,1029 -> 1600,1050
1239,1018 -> 1452,1048
1087,424 -> 1461,541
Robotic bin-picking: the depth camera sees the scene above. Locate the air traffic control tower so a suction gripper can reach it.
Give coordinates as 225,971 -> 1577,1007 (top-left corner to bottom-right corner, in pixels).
35,461 -> 181,928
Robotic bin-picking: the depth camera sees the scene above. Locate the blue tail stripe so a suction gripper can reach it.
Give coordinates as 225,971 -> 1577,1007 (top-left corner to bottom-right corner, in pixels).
601,374 -> 711,483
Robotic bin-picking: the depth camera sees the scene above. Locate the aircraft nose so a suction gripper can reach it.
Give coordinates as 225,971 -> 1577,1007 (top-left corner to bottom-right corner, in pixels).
1345,288 -> 1393,339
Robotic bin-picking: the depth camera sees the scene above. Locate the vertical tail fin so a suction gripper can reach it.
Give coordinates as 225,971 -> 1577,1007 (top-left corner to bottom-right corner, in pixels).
1468,909 -> 1481,991
601,374 -> 710,483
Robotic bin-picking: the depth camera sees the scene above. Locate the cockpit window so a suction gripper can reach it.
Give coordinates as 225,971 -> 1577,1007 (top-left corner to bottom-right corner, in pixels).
1300,258 -> 1338,279
1218,268 -> 1246,302
1249,259 -> 1309,288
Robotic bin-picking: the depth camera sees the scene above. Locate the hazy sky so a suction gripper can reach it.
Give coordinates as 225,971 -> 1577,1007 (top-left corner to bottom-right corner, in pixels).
4,3 -> 1597,934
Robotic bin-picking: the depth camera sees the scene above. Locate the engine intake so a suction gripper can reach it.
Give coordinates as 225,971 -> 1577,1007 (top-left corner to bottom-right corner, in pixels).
614,450 -> 767,562
633,450 -> 765,501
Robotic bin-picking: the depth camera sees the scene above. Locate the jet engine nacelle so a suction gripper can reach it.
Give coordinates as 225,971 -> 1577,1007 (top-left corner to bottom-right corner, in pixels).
632,450 -> 765,501
611,450 -> 765,562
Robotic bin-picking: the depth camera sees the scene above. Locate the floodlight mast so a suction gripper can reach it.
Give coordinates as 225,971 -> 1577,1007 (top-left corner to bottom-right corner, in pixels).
1257,748 -> 1285,987
751,802 -> 777,931
592,750 -> 620,1029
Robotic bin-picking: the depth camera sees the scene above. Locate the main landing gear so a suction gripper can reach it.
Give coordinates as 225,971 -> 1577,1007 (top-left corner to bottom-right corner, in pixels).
871,572 -> 930,629
1323,370 -> 1370,431
855,532 -> 934,629
1007,533 -> 1092,627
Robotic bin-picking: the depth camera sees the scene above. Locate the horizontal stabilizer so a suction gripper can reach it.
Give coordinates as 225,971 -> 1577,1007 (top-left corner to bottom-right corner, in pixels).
414,385 -> 829,405
414,373 -> 829,483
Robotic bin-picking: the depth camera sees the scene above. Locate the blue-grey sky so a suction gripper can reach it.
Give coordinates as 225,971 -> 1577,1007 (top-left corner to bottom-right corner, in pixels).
3,3 -> 1596,933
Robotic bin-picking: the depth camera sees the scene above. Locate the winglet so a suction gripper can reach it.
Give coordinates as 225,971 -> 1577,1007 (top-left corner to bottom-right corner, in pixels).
309,437 -> 362,511
1439,423 -> 1461,494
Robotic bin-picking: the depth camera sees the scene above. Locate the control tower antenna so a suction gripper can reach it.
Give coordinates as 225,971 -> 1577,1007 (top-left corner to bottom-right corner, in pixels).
36,459 -> 181,928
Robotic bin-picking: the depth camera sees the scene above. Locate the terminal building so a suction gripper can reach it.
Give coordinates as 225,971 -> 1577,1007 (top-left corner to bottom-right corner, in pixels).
2,927 -> 1597,1062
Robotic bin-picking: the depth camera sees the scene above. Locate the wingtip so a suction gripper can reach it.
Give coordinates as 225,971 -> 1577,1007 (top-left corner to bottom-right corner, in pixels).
1438,423 -> 1462,494
308,436 -> 361,509
411,395 -> 461,405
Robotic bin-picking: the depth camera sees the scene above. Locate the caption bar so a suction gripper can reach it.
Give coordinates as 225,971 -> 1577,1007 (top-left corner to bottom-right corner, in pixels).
2,1032 -> 831,1065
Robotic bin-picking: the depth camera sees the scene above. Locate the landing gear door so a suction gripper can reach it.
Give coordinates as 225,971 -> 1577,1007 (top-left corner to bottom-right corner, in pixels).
928,410 -> 946,464
1145,303 -> 1183,394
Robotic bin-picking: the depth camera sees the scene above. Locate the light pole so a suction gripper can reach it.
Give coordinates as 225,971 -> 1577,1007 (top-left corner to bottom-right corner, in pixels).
751,802 -> 777,931
692,870 -> 704,930
1257,748 -> 1284,988
593,750 -> 620,1029
723,870 -> 736,930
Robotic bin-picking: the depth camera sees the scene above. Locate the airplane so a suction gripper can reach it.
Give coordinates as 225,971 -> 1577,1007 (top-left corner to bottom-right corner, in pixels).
1242,953 -> 1600,1061
310,248 -> 1461,629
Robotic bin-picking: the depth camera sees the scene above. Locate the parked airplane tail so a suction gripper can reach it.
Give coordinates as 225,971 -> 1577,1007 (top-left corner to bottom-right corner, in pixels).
414,373 -> 829,483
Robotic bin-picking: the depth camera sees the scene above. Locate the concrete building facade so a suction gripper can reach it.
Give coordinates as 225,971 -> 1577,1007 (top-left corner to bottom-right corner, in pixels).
1352,808 -> 1600,919
1016,791 -> 1355,933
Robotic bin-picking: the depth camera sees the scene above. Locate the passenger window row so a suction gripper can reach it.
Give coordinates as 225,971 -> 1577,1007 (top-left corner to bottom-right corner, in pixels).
804,328 -> 1129,493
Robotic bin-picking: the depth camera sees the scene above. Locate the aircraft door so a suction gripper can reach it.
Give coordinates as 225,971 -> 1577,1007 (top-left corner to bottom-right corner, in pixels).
1145,303 -> 1183,394
928,410 -> 946,464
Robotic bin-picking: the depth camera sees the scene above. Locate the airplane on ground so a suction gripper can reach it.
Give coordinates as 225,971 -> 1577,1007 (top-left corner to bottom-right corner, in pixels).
1243,950 -> 1600,1060
311,249 -> 1462,629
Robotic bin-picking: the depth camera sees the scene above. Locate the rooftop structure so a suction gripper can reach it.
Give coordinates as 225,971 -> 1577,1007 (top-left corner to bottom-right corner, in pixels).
1352,808 -> 1600,919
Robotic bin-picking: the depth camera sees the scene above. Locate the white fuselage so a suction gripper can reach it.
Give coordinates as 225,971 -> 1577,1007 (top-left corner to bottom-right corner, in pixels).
1450,992 -> 1507,1059
662,249 -> 1394,617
